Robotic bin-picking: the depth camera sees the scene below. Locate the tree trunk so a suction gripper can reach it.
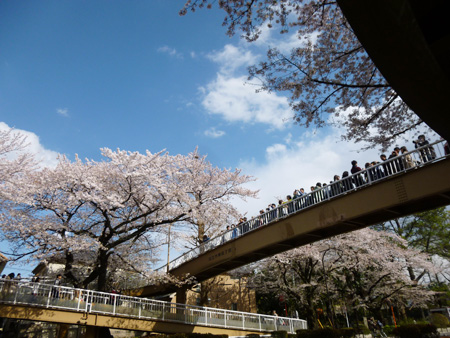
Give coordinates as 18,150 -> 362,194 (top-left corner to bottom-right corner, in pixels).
96,249 -> 110,291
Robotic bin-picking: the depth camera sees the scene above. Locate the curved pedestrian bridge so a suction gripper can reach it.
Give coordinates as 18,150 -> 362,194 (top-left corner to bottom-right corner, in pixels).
0,279 -> 306,335
136,140 -> 450,296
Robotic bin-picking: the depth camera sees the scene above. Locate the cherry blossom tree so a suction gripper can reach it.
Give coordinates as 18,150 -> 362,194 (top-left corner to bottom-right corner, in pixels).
181,0 -> 433,150
0,127 -> 35,192
0,147 -> 257,291
374,208 -> 450,284
246,228 -> 437,328
169,149 -> 256,250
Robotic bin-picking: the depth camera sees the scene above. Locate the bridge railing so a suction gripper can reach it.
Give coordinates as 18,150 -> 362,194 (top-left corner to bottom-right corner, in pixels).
164,140 -> 449,271
0,278 -> 307,333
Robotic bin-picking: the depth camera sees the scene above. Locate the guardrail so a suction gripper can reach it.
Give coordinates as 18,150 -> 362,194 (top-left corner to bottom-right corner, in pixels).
0,279 -> 307,333
163,139 -> 449,271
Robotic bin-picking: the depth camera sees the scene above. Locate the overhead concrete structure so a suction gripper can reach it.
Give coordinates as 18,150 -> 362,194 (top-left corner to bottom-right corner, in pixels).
137,156 -> 450,297
336,0 -> 450,141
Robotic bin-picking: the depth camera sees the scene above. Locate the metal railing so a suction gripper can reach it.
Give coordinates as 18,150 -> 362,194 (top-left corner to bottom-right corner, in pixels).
0,278 -> 307,333
164,140 -> 449,271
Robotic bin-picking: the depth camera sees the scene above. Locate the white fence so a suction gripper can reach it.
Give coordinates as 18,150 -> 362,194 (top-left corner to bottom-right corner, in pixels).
0,279 -> 307,333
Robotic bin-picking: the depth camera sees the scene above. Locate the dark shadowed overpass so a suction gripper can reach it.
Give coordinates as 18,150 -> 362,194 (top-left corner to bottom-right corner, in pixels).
336,0 -> 450,142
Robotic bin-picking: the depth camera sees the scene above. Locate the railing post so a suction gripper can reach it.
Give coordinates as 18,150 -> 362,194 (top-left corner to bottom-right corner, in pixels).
13,282 -> 19,304
162,302 -> 165,320
113,294 -> 117,315
76,290 -> 81,311
139,298 -> 142,318
46,285 -> 52,308
259,314 -> 262,331
205,308 -> 208,325
86,290 -> 91,312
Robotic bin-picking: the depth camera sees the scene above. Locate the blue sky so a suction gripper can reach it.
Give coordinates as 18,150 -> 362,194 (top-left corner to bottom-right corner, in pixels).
1,1 -> 436,275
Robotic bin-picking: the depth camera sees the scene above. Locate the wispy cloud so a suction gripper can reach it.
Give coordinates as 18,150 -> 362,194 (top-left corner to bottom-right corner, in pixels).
207,44 -> 257,75
157,45 -> 183,59
204,127 -> 225,138
56,108 -> 69,117
0,122 -> 60,168
201,74 -> 293,130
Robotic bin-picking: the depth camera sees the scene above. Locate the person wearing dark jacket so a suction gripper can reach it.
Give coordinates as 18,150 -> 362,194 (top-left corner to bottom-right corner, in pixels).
350,160 -> 364,187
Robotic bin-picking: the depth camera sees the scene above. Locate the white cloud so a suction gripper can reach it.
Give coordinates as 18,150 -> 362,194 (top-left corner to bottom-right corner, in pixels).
56,108 -> 69,117
157,46 -> 183,59
207,44 -> 257,75
204,127 -> 225,138
202,74 -> 293,130
0,122 -> 60,168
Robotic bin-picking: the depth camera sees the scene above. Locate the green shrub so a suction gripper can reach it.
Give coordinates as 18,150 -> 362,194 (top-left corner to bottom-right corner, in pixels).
383,324 -> 395,335
429,313 -> 450,328
353,324 -> 370,335
337,328 -> 356,337
271,331 -> 288,338
392,323 -> 438,338
296,328 -> 341,338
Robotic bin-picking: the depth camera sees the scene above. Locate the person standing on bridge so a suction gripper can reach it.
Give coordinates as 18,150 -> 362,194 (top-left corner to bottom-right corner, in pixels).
350,160 -> 364,187
401,146 -> 415,169
380,154 -> 392,176
52,274 -> 62,299
414,135 -> 436,163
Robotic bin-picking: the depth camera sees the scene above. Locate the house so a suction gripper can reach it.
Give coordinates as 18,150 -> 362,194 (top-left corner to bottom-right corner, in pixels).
172,274 -> 257,313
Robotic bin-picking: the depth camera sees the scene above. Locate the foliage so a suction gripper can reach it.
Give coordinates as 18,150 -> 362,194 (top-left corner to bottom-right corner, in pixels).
271,331 -> 287,338
296,327 -> 355,338
0,147 -> 256,290
374,208 -> 450,283
430,283 -> 450,307
429,313 -> 450,328
181,0 -> 433,150
391,323 -> 438,338
383,324 -> 396,336
375,208 -> 450,259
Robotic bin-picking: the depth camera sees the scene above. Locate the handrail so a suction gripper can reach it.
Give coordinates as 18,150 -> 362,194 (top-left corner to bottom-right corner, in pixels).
0,278 -> 307,333
162,139 -> 449,271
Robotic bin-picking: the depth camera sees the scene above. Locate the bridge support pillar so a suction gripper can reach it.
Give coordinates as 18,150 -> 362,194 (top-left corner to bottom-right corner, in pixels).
176,286 -> 187,304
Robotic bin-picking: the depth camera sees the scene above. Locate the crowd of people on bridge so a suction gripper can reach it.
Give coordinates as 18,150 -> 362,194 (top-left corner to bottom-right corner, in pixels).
212,136 -> 448,246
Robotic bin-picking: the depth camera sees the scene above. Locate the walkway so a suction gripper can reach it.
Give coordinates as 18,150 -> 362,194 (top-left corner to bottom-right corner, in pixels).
136,140 -> 450,296
0,278 -> 307,334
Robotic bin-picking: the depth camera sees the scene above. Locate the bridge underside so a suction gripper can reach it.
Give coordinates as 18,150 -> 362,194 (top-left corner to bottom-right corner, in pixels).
137,159 -> 450,297
0,304 -> 265,336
